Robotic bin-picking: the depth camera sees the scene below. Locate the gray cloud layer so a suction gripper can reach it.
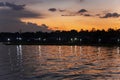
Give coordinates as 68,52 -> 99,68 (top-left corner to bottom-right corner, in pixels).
61,9 -> 90,17
60,8 -> 120,18
0,2 -> 52,32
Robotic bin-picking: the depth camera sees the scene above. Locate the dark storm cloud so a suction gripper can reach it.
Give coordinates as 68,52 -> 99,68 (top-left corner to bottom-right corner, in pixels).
0,0 -> 43,5
0,2 -> 52,32
78,9 -> 87,13
48,8 -> 57,12
101,13 -> 120,18
5,2 -> 25,10
0,18 -> 52,32
0,2 -> 25,10
0,8 -> 41,19
0,2 -> 4,6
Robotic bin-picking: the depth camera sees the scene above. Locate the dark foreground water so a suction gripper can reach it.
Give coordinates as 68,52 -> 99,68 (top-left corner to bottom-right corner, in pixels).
0,44 -> 120,80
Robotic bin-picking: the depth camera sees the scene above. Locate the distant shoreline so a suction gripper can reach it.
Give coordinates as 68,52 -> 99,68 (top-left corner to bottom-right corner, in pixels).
3,42 -> 120,47
1,29 -> 120,46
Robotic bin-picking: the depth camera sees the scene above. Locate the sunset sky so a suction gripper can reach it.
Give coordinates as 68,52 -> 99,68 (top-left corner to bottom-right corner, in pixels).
0,0 -> 120,32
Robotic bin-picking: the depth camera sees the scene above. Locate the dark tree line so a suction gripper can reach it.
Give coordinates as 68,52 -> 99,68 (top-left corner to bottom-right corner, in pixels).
0,28 -> 120,45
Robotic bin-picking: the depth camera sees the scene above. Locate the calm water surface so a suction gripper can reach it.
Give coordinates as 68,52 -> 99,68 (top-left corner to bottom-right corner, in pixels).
0,44 -> 120,80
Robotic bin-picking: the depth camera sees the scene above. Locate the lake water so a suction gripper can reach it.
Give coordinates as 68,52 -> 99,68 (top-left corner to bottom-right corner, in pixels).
0,44 -> 120,80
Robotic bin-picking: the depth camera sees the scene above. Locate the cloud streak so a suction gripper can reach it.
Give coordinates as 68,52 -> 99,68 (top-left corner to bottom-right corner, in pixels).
101,13 -> 120,18
48,8 -> 57,12
78,9 -> 87,13
61,9 -> 91,17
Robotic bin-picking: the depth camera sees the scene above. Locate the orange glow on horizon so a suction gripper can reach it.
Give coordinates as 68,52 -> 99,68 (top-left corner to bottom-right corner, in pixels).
21,16 -> 120,31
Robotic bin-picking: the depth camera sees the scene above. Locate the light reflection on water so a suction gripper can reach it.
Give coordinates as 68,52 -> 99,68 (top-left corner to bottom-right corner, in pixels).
0,44 -> 120,80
